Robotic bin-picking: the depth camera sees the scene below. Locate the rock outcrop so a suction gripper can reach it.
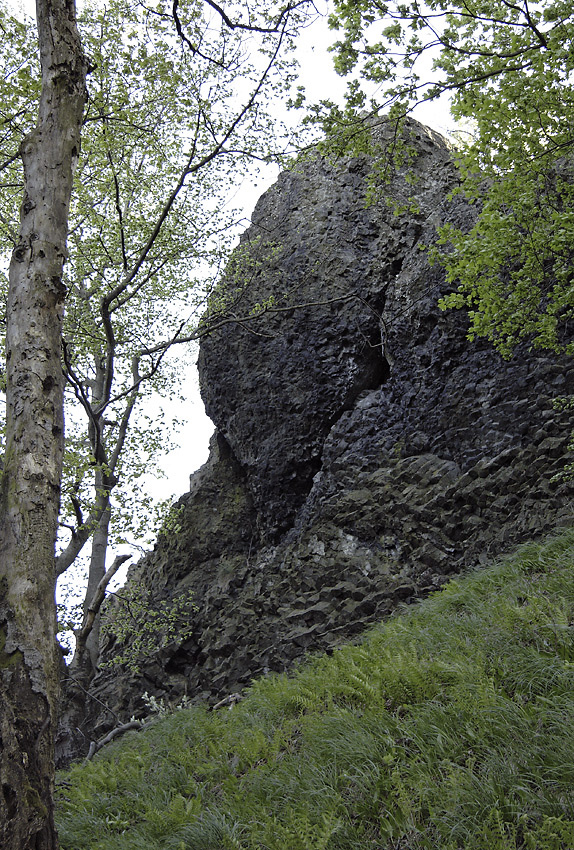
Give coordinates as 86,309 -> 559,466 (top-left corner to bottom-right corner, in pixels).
90,120 -> 574,731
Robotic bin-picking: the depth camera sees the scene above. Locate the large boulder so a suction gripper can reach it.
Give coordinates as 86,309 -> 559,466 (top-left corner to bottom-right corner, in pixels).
89,119 -> 574,732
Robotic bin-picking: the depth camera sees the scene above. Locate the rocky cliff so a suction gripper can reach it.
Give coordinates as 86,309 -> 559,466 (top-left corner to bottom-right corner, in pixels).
91,120 -> 574,732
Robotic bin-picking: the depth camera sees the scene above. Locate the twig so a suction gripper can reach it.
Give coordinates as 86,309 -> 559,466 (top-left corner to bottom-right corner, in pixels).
85,720 -> 143,760
212,692 -> 243,710
62,674 -> 122,724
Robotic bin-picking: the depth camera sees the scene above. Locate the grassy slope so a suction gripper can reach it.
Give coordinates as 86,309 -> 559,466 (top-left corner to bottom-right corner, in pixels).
57,528 -> 574,850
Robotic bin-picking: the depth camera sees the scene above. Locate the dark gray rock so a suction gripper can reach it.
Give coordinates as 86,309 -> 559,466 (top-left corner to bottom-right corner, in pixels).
198,121 -> 456,536
89,119 -> 574,732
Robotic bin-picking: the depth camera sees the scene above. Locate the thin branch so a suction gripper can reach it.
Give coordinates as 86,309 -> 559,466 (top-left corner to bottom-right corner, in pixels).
0,207 -> 19,245
212,692 -> 243,710
503,0 -> 548,46
171,0 -> 227,67
104,323 -> 184,409
418,12 -> 544,62
200,0 -> 310,34
99,297 -> 116,418
75,553 -> 132,647
62,340 -> 102,458
101,13 -> 291,316
105,143 -> 129,272
111,258 -> 169,313
85,720 -> 143,761
0,150 -> 21,173
410,0 -> 547,33
107,356 -> 142,471
61,673 -> 122,724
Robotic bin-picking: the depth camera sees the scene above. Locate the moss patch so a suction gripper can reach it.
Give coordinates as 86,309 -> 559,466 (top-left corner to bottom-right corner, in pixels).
0,625 -> 23,669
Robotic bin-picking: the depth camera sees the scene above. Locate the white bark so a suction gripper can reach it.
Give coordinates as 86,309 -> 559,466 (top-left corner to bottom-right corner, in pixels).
0,0 -> 87,845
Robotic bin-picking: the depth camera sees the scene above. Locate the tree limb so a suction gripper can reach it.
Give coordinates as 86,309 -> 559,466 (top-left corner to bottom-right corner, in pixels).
85,720 -> 143,760
75,553 -> 132,647
102,3 -> 293,314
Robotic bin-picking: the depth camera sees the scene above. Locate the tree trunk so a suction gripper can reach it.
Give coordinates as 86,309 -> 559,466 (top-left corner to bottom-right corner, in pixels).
0,0 -> 87,845
83,499 -> 111,671
56,502 -> 111,767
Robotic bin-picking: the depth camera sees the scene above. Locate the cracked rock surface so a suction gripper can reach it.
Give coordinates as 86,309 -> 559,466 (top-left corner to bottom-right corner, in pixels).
90,120 -> 574,729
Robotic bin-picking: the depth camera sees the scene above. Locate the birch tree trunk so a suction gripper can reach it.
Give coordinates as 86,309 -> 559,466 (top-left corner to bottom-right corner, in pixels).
0,0 -> 87,845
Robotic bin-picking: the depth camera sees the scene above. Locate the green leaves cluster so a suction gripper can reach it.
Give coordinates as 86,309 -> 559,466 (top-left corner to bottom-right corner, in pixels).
201,235 -> 282,324
323,0 -> 574,359
436,169 -> 574,358
101,585 -> 198,675
0,0 -> 316,594
0,8 -> 38,247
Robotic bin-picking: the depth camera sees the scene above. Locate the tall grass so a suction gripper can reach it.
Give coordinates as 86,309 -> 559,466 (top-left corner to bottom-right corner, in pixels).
57,528 -> 574,849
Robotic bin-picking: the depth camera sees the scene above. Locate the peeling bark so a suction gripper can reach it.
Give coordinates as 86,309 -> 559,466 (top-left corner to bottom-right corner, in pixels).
0,0 -> 87,846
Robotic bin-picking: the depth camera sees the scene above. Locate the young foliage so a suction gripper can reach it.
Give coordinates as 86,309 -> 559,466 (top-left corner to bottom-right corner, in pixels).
321,0 -> 574,358
55,0 -> 309,573
100,585 -> 198,675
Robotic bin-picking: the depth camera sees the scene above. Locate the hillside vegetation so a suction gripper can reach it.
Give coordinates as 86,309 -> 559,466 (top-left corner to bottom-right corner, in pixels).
57,528 -> 574,850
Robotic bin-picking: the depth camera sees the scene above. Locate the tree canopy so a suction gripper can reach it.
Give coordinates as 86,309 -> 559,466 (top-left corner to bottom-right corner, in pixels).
324,0 -> 574,358
1,0 -> 317,653
1,0 -> 312,569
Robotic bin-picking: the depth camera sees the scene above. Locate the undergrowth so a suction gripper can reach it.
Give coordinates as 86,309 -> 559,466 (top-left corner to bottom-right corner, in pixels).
56,527 -> 574,849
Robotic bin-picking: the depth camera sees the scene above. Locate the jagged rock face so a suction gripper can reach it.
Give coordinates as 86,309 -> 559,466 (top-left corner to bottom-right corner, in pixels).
198,122 -> 455,536
91,121 -> 574,729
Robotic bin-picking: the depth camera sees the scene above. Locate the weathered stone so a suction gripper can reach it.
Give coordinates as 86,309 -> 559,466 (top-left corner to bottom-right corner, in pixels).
88,119 -> 574,736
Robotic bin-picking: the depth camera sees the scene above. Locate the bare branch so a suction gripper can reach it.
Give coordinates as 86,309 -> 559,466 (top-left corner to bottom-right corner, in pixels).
0,150 -> 21,173
171,0 -> 227,67
61,673 -> 122,724
85,720 -> 143,760
197,0 -> 311,35
111,259 -> 170,313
